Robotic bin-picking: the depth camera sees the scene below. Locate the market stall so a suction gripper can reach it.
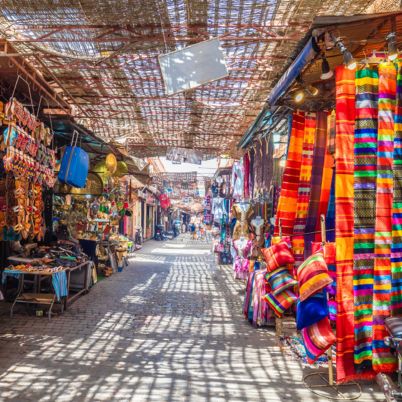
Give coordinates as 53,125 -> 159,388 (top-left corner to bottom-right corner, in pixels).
0,51 -> 145,317
4,243 -> 93,319
229,10 -> 402,396
53,160 -> 134,277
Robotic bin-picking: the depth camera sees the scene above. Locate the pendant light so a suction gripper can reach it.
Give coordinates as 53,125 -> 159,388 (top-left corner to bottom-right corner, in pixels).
293,75 -> 305,104
294,89 -> 305,104
334,36 -> 356,70
387,32 -> 398,61
320,57 -> 333,80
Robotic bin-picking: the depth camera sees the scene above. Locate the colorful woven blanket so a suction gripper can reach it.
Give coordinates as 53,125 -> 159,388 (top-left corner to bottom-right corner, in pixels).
274,112 -> 305,236
335,66 -> 357,383
373,62 -> 397,373
392,62 -> 402,316
316,111 -> 335,243
353,66 -> 378,373
293,112 -> 316,269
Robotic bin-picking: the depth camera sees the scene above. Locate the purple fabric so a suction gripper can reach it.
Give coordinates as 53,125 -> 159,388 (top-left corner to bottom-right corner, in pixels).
249,148 -> 255,198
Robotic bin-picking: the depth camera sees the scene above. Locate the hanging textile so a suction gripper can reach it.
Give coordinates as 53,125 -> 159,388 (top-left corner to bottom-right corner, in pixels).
274,111 -> 305,237
373,62 -> 397,373
335,66 -> 357,383
253,140 -> 262,198
262,135 -> 274,194
392,63 -> 402,316
316,111 -> 336,242
249,148 -> 255,198
243,153 -> 250,199
325,172 -> 336,243
232,160 -> 244,201
304,111 -> 328,258
292,112 -> 316,269
353,66 -> 379,373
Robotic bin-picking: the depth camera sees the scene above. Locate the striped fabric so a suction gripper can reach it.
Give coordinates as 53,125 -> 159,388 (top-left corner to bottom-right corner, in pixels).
293,112 -> 316,269
301,317 -> 336,365
261,240 -> 295,272
297,252 -> 333,302
317,111 -> 336,242
264,289 -> 297,318
373,62 -> 397,373
304,111 -> 328,258
353,66 -> 379,372
392,63 -> 402,315
265,267 -> 297,295
312,242 -> 336,298
274,112 -> 305,236
243,271 -> 255,321
335,66 -> 357,383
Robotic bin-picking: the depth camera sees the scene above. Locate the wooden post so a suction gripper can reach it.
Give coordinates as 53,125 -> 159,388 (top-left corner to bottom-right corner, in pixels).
320,214 -> 334,386
276,218 -> 284,339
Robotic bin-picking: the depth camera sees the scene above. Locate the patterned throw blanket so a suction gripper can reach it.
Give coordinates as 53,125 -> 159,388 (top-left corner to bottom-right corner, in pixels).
304,111 -> 328,257
292,112 -> 316,271
335,66 -> 358,383
373,62 -> 397,373
274,111 -> 305,237
392,63 -> 402,316
353,66 -> 378,373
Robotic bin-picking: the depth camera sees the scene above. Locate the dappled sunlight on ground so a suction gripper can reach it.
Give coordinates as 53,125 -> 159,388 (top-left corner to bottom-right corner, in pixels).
0,235 -> 384,401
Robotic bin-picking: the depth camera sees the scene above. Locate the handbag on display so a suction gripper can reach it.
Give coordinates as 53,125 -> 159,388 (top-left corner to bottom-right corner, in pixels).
58,130 -> 89,188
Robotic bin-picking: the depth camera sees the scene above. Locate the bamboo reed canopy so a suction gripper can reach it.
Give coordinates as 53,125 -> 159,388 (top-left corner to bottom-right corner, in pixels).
0,0 -> 384,157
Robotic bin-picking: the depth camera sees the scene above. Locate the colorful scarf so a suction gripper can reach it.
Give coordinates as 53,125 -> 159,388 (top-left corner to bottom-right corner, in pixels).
392,62 -> 402,316
293,112 -> 316,269
253,139 -> 263,197
304,111 -> 328,257
274,112 -> 305,236
373,62 -> 397,373
263,135 -> 274,193
335,66 -> 357,383
317,111 -> 336,242
353,66 -> 378,373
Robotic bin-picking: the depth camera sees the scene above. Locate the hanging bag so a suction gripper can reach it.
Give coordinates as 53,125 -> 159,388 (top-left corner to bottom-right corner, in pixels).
58,130 -> 89,188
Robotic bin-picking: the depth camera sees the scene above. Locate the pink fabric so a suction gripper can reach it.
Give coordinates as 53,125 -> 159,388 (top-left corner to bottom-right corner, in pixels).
233,240 -> 252,280
252,269 -> 272,325
243,153 -> 250,199
234,257 -> 250,280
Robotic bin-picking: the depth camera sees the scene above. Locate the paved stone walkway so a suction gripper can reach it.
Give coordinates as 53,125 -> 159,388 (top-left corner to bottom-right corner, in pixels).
0,237 -> 385,401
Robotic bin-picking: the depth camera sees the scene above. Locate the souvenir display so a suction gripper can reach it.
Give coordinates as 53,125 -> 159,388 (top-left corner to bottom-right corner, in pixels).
3,98 -> 56,188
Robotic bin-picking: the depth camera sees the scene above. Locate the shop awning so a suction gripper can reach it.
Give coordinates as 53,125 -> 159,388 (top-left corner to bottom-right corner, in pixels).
240,10 -> 402,148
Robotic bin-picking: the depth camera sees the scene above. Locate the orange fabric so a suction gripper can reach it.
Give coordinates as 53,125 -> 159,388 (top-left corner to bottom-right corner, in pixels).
274,112 -> 305,236
335,66 -> 359,383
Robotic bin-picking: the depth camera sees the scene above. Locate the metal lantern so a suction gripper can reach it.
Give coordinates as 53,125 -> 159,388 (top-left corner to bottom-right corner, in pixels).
105,153 -> 117,174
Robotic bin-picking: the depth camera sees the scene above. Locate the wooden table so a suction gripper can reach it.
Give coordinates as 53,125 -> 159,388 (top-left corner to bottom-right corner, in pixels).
4,261 -> 92,320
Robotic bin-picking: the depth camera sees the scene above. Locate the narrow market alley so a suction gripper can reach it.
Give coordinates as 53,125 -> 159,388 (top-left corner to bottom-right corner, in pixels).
0,237 -> 383,402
